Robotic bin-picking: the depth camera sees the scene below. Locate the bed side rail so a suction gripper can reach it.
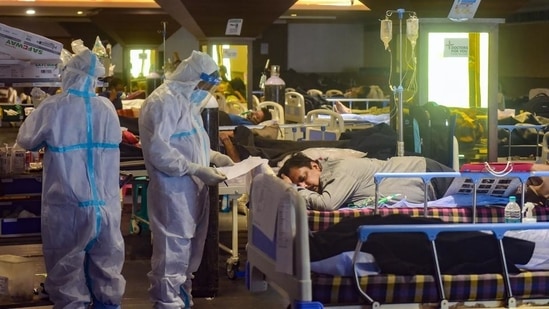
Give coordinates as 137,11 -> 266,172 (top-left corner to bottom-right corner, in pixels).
248,173 -> 323,308
373,172 -> 460,215
353,222 -> 549,309
374,171 -> 549,223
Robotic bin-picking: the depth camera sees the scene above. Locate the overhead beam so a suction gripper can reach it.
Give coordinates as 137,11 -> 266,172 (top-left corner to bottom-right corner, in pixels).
155,0 -> 205,39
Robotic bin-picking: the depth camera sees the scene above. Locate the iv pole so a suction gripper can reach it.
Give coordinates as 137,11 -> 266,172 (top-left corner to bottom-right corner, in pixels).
161,21 -> 167,74
383,8 -> 418,157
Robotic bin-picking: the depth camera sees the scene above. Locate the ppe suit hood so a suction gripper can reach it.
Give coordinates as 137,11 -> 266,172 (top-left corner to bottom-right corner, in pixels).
163,50 -> 219,110
61,49 -> 105,94
165,50 -> 217,85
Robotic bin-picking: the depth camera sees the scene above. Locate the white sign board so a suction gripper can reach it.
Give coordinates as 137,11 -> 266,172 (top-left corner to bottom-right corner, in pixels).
223,48 -> 237,59
444,38 -> 469,57
448,0 -> 482,21
225,19 -> 243,36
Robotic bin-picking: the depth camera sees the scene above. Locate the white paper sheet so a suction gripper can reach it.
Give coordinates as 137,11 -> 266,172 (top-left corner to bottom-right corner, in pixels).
216,156 -> 268,180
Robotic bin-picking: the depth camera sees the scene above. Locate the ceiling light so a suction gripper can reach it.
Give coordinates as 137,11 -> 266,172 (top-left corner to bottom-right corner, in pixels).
291,0 -> 369,11
279,15 -> 337,20
25,9 -> 36,15
77,10 -> 84,15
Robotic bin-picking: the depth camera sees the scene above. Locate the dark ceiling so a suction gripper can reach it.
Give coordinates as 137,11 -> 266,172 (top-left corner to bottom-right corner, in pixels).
0,0 -> 549,48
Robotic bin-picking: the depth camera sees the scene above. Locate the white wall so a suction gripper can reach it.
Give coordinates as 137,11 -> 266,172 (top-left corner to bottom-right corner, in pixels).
287,23 -> 364,73
112,23 -> 368,76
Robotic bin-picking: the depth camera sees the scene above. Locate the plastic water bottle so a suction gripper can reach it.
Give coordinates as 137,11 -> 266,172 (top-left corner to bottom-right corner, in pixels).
504,196 -> 521,223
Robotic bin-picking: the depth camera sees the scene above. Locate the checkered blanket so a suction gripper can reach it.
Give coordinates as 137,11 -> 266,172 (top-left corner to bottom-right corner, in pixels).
307,207 -> 549,231
311,271 -> 549,305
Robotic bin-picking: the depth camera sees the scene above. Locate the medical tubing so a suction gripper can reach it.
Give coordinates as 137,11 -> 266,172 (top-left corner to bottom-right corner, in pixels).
484,161 -> 513,177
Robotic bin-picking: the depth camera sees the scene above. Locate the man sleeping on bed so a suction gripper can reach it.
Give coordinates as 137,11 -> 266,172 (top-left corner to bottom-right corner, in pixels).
277,151 -> 454,211
307,213 -> 546,276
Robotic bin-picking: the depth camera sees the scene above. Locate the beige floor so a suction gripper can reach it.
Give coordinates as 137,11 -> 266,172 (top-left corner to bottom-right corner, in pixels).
1,196 -> 289,309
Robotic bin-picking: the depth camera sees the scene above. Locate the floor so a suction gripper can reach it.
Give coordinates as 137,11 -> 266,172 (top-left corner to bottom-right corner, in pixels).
0,194 -> 289,309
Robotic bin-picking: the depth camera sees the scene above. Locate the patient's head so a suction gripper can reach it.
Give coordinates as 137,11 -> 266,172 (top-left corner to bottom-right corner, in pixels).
247,107 -> 272,124
278,152 -> 322,192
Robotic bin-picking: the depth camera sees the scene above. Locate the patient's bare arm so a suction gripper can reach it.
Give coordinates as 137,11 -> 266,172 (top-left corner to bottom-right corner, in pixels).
219,131 -> 241,163
529,164 -> 549,198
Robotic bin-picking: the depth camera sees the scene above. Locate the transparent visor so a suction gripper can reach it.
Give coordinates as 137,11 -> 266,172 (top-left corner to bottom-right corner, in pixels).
196,72 -> 221,94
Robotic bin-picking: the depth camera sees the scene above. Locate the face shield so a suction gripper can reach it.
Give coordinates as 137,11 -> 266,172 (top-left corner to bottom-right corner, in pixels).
190,71 -> 221,109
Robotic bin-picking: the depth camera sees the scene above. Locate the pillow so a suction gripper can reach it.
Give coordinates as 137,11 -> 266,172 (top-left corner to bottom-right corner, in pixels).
251,123 -> 279,140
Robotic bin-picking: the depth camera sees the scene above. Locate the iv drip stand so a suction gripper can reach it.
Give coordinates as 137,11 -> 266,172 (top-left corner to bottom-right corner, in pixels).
385,8 -> 416,157
161,21 -> 167,76
397,9 -> 405,157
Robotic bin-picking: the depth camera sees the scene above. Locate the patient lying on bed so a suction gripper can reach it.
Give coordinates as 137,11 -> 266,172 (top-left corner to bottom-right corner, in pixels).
309,214 -> 545,276
277,152 -> 454,210
219,107 -> 272,126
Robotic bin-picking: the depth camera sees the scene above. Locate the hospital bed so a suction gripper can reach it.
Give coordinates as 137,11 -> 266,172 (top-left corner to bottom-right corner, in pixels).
325,98 -> 390,111
246,172 -> 549,308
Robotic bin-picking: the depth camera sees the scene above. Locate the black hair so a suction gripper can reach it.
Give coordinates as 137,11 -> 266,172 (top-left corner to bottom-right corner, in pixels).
277,152 -> 316,178
229,77 -> 246,95
108,77 -> 124,89
260,107 -> 273,122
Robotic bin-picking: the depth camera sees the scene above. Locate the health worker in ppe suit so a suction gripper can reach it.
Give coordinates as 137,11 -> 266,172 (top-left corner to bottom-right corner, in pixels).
138,50 -> 234,309
16,48 -> 126,308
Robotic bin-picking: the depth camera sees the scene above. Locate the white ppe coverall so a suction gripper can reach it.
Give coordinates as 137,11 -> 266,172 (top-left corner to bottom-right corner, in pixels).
139,50 -> 231,308
16,49 -> 126,309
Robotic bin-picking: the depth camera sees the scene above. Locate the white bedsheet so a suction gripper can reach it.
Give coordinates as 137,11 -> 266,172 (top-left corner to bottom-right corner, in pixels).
506,229 -> 549,271
121,99 -> 145,109
339,113 -> 390,124
317,113 -> 390,125
310,251 -> 380,276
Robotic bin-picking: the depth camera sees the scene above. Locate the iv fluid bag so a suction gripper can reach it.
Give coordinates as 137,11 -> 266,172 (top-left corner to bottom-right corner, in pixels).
380,18 -> 392,50
406,17 -> 419,46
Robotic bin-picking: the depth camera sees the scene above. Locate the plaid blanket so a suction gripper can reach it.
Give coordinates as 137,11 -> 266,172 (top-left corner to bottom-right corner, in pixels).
307,207 -> 549,231
312,271 -> 549,305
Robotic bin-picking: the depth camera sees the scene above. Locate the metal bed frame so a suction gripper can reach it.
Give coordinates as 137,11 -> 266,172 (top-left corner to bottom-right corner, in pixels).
246,172 -> 549,309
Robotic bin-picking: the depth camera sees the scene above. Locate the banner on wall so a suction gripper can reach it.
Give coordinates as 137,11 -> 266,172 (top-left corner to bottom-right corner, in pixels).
443,38 -> 469,57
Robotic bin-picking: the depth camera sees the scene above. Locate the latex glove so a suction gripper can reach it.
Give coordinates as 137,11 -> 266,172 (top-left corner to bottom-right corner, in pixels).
189,163 -> 227,186
210,151 -> 234,167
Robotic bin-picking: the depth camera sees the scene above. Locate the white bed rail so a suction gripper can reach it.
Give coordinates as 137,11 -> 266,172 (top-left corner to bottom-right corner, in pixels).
247,173 -> 322,308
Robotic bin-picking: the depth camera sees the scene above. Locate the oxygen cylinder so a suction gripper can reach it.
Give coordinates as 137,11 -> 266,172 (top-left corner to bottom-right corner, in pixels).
264,65 -> 285,105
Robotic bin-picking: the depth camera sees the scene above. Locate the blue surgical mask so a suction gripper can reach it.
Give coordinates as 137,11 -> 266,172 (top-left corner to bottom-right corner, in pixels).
190,89 -> 209,104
